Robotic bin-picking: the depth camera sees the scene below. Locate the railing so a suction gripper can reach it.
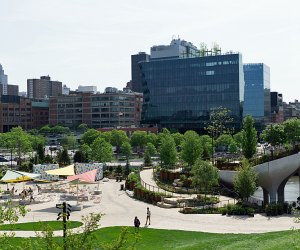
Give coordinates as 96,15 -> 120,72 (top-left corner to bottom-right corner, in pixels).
140,178 -> 173,197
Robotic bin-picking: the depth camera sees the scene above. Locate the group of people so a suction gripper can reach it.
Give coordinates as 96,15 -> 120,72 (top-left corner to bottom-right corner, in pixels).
20,187 -> 35,202
134,207 -> 151,231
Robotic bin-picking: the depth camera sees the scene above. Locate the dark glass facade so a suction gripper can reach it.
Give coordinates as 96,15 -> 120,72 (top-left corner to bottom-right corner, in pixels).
140,53 -> 244,131
131,52 -> 150,93
243,64 -> 271,130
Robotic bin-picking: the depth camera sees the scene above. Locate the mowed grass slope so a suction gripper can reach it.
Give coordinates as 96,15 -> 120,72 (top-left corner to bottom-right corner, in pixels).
0,221 -> 82,231
7,226 -> 300,249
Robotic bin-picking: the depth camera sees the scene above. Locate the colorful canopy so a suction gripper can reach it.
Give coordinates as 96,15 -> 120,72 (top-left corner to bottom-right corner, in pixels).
67,169 -> 97,182
45,164 -> 75,176
0,170 -> 41,183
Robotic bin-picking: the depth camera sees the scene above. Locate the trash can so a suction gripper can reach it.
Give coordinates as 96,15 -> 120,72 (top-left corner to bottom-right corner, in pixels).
120,184 -> 124,191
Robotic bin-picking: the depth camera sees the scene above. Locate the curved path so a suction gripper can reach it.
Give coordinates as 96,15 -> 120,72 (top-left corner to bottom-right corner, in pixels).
2,177 -> 300,237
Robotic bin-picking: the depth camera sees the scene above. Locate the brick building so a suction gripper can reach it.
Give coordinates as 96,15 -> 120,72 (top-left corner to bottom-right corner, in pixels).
49,88 -> 142,129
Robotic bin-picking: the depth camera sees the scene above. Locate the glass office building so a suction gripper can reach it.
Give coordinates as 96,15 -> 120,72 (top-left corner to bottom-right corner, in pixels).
140,53 -> 245,132
243,63 -> 271,130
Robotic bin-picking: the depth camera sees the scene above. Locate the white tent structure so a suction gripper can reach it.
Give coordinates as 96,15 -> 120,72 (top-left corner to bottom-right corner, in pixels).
1,170 -> 41,183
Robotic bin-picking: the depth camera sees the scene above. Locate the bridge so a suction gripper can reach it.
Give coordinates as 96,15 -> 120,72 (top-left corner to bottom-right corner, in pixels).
219,153 -> 300,203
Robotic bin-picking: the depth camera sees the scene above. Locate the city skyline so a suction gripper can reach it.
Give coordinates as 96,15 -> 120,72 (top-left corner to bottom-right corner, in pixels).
0,0 -> 299,102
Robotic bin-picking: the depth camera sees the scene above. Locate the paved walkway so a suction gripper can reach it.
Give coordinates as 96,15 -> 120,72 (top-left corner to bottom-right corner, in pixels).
1,176 -> 300,237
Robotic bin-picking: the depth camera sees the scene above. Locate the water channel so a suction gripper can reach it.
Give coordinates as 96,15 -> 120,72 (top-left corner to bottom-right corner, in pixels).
253,176 -> 300,202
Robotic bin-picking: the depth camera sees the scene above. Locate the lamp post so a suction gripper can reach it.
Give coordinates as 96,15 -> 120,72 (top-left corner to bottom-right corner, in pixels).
10,148 -> 13,170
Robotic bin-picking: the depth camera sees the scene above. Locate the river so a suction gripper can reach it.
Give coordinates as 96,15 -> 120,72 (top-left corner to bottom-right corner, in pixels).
253,176 -> 300,202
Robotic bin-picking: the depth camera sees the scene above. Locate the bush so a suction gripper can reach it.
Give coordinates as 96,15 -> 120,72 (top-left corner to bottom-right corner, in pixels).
224,204 -> 254,216
265,203 -> 284,216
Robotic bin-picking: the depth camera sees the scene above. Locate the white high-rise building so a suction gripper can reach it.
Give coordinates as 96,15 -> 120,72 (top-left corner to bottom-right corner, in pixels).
0,64 -> 8,94
77,85 -> 97,94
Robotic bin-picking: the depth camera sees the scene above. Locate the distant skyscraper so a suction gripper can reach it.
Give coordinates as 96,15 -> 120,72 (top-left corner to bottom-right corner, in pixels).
243,63 -> 271,130
131,52 -> 150,93
27,75 -> 62,99
0,64 -> 8,95
62,85 -> 70,95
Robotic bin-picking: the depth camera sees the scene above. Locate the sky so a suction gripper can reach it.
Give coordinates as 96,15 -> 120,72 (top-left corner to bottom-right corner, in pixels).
0,0 -> 299,102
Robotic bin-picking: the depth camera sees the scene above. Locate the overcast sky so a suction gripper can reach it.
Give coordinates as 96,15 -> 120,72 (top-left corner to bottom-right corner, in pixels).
0,0 -> 299,102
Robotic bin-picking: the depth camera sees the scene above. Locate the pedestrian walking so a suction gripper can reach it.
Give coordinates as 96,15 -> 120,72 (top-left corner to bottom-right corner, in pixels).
145,207 -> 151,225
134,216 -> 140,231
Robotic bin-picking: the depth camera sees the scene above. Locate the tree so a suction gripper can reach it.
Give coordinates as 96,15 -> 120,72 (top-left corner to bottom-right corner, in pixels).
144,143 -> 157,166
36,143 -> 45,163
234,160 -> 258,201
91,138 -> 113,162
283,118 -> 300,148
73,150 -> 86,163
57,147 -> 71,166
121,142 -> 132,166
146,133 -> 158,147
130,131 -> 147,152
261,124 -> 286,147
205,107 -> 234,163
80,143 -> 92,162
111,130 -> 129,154
2,127 -> 32,165
159,134 -> 177,169
181,131 -> 203,168
77,123 -> 89,133
199,42 -> 208,56
191,159 -> 219,201
60,135 -> 77,150
200,135 -> 212,159
80,129 -> 101,146
215,134 -> 235,151
233,131 -> 243,149
172,132 -> 184,147
241,115 -> 257,159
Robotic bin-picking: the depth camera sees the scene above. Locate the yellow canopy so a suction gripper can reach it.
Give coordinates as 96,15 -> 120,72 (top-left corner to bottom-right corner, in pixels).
45,164 -> 75,176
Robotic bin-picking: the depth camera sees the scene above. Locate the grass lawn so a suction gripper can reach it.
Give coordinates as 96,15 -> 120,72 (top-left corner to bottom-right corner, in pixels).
0,221 -> 83,231
6,226 -> 300,249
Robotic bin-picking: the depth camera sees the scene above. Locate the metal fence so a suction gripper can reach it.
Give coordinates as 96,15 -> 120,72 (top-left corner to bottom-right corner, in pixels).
140,178 -> 174,197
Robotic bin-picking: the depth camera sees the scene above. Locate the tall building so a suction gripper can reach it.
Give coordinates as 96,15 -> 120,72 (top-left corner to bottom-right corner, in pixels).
27,75 -> 62,99
139,39 -> 244,132
243,63 -> 271,130
271,92 -> 284,123
131,52 -> 150,92
49,87 -> 142,129
0,64 -> 8,95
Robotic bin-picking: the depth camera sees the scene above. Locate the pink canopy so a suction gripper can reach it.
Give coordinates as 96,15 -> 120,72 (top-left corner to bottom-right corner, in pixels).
67,169 -> 97,182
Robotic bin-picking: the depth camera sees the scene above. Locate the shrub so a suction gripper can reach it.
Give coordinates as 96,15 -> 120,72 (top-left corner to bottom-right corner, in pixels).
265,203 -> 284,216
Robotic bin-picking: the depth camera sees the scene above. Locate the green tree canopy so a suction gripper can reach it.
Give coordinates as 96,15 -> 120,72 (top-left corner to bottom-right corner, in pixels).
110,130 -> 129,153
172,132 -> 184,147
57,147 -> 71,166
241,115 -> 257,159
145,142 -> 157,156
283,118 -> 300,147
181,130 -> 203,167
77,123 -> 89,133
91,138 -> 113,163
191,159 -> 219,199
234,160 -> 258,201
215,134 -> 235,150
146,133 -> 158,147
80,129 -> 101,146
121,142 -> 132,161
200,135 -> 212,159
130,131 -> 147,149
60,135 -> 77,150
233,131 -> 243,149
159,134 -> 177,169
1,127 -> 32,164
261,124 -> 286,147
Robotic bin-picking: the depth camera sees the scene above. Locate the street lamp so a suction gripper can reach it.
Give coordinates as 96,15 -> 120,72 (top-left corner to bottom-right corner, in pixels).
10,148 -> 13,170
